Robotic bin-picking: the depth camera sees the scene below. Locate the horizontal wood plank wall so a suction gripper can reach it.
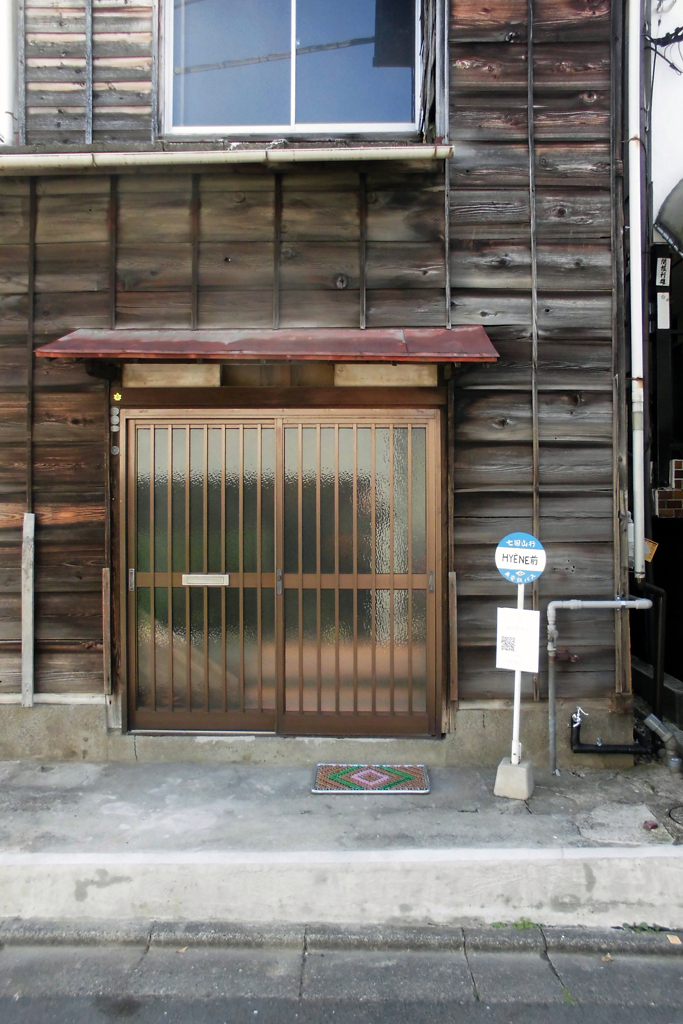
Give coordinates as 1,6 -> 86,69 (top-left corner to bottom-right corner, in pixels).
110,163 -> 446,329
450,0 -> 618,700
24,0 -> 154,146
0,176 -> 106,694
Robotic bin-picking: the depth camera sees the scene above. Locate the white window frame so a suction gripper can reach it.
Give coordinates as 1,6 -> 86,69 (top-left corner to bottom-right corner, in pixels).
162,0 -> 421,136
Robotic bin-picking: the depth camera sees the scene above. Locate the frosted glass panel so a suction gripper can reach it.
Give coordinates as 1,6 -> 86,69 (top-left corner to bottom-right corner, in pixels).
189,428 -> 204,573
393,427 -> 408,573
171,429 -> 186,573
375,428 -> 390,573
284,428 -> 299,574
154,429 -> 169,573
136,430 -> 150,573
132,413 -> 433,732
136,587 -> 151,707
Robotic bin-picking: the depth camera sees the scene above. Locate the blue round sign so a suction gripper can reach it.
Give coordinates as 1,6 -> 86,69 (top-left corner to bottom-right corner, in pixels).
495,532 -> 546,585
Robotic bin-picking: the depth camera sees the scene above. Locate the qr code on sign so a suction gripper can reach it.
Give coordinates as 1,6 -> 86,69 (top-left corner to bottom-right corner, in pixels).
501,636 -> 515,652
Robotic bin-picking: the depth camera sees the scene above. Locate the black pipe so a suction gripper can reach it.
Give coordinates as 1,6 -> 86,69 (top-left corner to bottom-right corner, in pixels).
634,580 -> 666,719
570,715 -> 653,756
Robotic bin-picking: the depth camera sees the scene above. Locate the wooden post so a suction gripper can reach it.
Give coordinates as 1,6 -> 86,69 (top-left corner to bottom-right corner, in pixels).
103,567 -> 112,695
359,172 -> 367,329
17,0 -> 26,145
448,571 -> 458,702
84,0 -> 93,144
21,512 -> 35,707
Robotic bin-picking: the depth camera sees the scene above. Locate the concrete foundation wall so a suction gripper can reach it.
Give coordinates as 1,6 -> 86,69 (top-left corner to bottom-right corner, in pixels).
0,700 -> 635,769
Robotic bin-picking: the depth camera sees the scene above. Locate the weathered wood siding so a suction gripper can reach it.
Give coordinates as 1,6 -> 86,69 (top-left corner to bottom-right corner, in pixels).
0,180 -> 107,693
449,0 -> 625,700
2,0 -> 626,710
0,162 -> 448,695
23,0 -> 154,147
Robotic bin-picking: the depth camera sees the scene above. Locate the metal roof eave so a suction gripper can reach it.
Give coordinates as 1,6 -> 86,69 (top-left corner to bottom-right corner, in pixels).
36,327 -> 499,363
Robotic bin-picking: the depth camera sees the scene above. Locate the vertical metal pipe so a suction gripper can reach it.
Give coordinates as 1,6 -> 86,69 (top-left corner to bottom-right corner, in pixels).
527,0 -> 541,700
26,177 -> 36,515
628,0 -> 646,579
0,0 -> 17,145
547,642 -> 556,772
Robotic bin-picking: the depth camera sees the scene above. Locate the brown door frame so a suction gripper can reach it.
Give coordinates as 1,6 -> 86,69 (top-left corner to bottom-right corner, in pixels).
119,406 -> 443,736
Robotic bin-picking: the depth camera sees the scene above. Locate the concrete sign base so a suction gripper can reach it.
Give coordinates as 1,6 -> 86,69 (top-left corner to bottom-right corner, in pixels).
494,757 -> 535,800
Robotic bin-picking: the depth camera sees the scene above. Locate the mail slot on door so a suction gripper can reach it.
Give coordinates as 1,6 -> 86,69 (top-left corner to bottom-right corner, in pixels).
181,574 -> 230,586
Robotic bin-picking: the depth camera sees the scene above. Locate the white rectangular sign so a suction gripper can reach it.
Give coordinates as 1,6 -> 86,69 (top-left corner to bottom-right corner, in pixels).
657,291 -> 671,330
657,257 -> 671,288
496,607 -> 540,674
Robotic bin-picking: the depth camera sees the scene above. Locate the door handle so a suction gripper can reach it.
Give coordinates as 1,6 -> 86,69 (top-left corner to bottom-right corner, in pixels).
276,568 -> 283,595
428,570 -> 434,593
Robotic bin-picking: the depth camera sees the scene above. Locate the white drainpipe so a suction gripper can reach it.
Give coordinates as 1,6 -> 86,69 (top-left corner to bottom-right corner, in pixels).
0,145 -> 455,174
0,0 -> 17,146
628,0 -> 646,579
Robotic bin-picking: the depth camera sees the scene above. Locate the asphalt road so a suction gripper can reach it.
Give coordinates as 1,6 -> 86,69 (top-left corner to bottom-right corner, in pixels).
1,943 -> 682,1024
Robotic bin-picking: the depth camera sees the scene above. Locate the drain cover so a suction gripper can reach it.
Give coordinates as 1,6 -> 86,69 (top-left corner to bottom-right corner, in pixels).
669,806 -> 683,825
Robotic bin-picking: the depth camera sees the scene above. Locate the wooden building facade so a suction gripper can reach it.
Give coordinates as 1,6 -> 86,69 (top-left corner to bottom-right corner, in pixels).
0,0 -> 631,756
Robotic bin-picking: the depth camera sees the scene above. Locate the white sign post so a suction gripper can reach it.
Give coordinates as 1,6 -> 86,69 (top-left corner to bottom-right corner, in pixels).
493,533 -> 545,800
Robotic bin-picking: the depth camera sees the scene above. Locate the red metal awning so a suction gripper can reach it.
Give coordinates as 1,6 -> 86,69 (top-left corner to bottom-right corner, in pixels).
36,327 -> 498,362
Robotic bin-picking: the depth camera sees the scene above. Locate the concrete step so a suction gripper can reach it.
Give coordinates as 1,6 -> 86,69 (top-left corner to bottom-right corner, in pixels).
1,759 -> 683,929
2,845 -> 683,929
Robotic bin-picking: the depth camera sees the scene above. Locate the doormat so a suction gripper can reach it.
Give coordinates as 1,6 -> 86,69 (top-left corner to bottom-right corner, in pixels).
312,763 -> 430,794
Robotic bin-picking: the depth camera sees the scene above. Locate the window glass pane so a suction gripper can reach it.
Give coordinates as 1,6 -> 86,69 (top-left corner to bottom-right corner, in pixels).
296,0 -> 414,124
173,0 -> 291,127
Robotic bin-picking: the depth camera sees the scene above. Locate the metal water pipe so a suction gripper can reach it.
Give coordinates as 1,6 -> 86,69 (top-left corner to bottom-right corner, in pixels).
547,598 -> 652,772
627,0 -> 647,579
0,0 -> 16,146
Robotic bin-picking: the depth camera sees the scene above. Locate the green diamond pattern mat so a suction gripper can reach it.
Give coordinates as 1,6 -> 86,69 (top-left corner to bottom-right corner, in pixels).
312,763 -> 430,793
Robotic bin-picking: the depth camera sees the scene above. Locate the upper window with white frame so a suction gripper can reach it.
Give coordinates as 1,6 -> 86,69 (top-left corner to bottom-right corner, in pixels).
167,0 -> 419,134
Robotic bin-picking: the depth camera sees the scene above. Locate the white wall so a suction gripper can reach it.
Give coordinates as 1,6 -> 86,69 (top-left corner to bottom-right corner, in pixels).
0,0 -> 17,146
650,0 -> 683,221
